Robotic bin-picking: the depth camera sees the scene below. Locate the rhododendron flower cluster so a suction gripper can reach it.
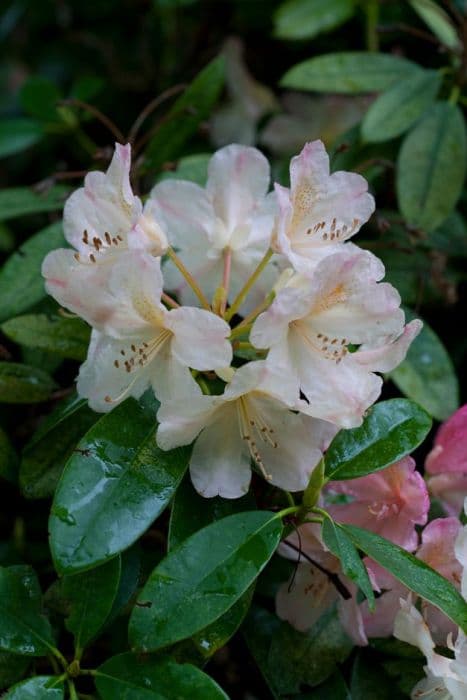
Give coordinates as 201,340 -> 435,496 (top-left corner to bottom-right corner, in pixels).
43,140 -> 419,499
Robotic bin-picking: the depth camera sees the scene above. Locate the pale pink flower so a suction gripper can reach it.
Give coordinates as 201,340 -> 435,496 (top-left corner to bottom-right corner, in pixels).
148,144 -> 278,313
156,361 -> 337,499
326,457 -> 429,551
271,140 -> 375,274
251,247 -> 421,427
455,499 -> 467,600
43,143 -> 168,313
74,251 -> 232,411
426,405 -> 467,517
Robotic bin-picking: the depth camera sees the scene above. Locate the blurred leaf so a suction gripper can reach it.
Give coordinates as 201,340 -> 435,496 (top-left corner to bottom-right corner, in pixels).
305,670 -> 351,699
49,398 -> 188,574
7,676 -> 64,699
0,221 -> 65,322
361,70 -> 441,143
281,52 -> 420,94
168,474 -> 255,550
129,511 -> 283,652
59,557 -> 121,652
20,394 -> 98,499
343,525 -> 467,633
96,653 -> 228,699
0,188 -> 67,222
0,362 -> 56,403
322,518 -> 374,609
0,222 -> 14,252
274,0 -> 355,40
351,652 -> 405,700
0,651 -> 29,690
2,314 -> 90,361
70,75 -> 104,102
0,118 -> 43,159
423,210 -> 467,256
325,399 -> 432,480
409,0 -> 460,50
397,101 -> 466,232
390,310 -> 459,421
145,56 -> 225,171
20,77 -> 61,122
0,565 -> 55,656
0,426 -> 18,483
158,153 -> 210,186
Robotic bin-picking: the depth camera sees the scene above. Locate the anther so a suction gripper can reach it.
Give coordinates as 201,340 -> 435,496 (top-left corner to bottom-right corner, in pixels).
74,252 -> 80,261
104,232 -> 111,245
104,395 -> 112,403
89,253 -> 96,263
114,360 -> 119,368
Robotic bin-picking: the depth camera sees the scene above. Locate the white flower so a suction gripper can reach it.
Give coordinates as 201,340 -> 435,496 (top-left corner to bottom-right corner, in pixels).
74,251 -> 232,411
156,360 -> 337,499
454,499 -> 467,600
251,247 -> 421,428
272,140 -> 375,274
148,144 -> 278,313
43,143 -> 168,313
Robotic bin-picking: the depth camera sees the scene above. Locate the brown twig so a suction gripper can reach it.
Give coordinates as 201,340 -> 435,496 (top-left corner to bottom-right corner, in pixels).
127,84 -> 186,145
59,98 -> 125,143
282,539 -> 352,600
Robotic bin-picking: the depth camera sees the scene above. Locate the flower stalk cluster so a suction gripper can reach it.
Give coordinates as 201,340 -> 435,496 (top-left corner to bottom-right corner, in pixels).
43,140 -> 419,499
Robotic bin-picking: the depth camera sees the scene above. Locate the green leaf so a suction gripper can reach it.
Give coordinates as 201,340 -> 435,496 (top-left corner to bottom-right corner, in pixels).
129,511 -> 283,652
2,314 -> 90,361
351,652 -> 405,700
168,475 -> 256,550
59,557 -> 121,652
49,398 -> 189,574
95,653 -> 228,699
409,0 -> 460,50
281,52 -> 420,94
0,566 -> 55,656
6,676 -> 64,699
157,152 -> 211,186
0,651 -> 29,690
424,210 -> 467,256
145,56 -> 225,171
20,77 -> 61,121
0,426 -> 18,483
343,525 -> 467,633
0,222 -> 65,322
0,188 -> 67,222
0,362 -> 57,404
20,394 -> 98,499
322,518 -> 374,609
361,70 -> 441,143
243,607 -> 282,699
306,670 -> 351,699
397,101 -> 466,232
0,118 -> 43,158
325,399 -> 432,480
390,310 -> 459,421
274,0 -> 355,40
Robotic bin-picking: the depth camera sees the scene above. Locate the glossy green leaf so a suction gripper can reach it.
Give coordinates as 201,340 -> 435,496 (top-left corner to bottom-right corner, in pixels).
274,0 -> 355,40
343,525 -> 467,633
20,394 -> 98,499
0,566 -> 55,656
105,546 -> 141,626
361,70 -> 441,143
397,101 -> 466,232
0,189 -> 67,222
96,653 -> 228,699
409,0 -> 460,50
0,651 -> 29,690
6,676 -> 64,699
129,511 -> 283,652
59,557 -> 121,652
0,362 -> 57,404
168,475 -> 256,550
390,311 -> 459,421
20,77 -> 61,121
158,153 -> 210,186
325,399 -> 432,480
0,118 -> 43,158
322,518 -> 374,609
49,398 -> 189,573
2,314 -> 90,361
0,426 -> 18,483
281,52 -> 419,94
0,222 -> 65,321
145,56 -> 225,171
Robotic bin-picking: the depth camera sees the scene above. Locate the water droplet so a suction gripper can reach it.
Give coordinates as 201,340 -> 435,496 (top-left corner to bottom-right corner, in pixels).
51,506 -> 76,526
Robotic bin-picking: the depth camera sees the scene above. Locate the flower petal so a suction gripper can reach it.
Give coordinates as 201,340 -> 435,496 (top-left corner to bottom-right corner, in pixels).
166,306 -> 232,370
355,319 -> 422,373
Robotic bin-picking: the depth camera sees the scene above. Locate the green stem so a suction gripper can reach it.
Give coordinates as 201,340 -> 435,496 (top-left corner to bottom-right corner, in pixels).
79,669 -> 98,677
285,491 -> 295,508
167,248 -> 211,310
275,505 -> 301,520
50,646 -> 69,670
225,248 -> 273,321
366,0 -> 379,52
68,680 -> 79,700
449,85 -> 461,104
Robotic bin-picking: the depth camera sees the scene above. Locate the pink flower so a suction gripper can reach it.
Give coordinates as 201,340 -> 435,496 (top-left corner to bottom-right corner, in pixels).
425,405 -> 467,517
326,457 -> 429,551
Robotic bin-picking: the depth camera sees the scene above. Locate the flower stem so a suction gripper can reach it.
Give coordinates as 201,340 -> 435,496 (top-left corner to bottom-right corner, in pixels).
229,323 -> 253,341
225,248 -> 273,321
167,248 -> 211,310
365,0 -> 379,52
68,680 -> 79,700
231,291 -> 275,336
161,292 -> 180,308
275,505 -> 301,520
